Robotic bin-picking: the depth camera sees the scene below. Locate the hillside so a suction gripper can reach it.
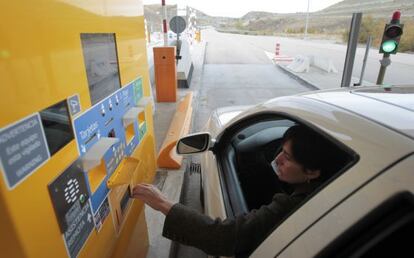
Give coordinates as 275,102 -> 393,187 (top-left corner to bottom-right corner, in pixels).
320,0 -> 414,17
144,0 -> 414,51
207,0 -> 414,35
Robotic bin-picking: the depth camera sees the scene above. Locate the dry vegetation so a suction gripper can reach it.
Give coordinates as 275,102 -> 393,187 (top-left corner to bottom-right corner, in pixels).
144,0 -> 414,52
343,16 -> 414,52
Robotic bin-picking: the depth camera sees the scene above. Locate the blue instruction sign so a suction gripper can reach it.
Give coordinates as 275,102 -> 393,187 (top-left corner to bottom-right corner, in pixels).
0,113 -> 50,189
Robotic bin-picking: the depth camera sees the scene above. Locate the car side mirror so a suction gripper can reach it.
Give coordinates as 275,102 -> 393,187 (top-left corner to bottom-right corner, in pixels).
176,132 -> 212,154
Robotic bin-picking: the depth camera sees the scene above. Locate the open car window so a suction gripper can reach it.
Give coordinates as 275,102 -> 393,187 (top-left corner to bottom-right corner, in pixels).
215,114 -> 358,217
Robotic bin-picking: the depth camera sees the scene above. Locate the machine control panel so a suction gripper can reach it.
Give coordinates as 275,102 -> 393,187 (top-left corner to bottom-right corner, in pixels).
72,77 -> 145,212
47,77 -> 148,257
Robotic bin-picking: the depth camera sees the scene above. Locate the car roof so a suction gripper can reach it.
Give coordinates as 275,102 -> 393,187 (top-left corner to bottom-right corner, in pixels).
302,85 -> 414,139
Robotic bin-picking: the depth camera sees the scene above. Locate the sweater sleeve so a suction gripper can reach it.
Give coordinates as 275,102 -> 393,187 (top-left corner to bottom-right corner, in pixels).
162,193 -> 303,257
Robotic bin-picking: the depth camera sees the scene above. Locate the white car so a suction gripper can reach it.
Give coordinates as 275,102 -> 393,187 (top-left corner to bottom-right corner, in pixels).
177,85 -> 414,257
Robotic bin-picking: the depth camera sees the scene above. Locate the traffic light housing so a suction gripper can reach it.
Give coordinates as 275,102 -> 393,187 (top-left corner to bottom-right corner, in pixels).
379,11 -> 404,55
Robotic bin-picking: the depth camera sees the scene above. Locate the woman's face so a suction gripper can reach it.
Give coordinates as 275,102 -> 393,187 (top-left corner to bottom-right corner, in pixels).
274,140 -> 309,184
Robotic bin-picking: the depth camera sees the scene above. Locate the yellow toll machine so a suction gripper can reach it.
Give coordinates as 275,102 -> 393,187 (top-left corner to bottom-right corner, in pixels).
0,1 -> 157,257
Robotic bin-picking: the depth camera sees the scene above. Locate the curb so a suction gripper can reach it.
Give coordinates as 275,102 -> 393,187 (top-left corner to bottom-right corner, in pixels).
276,63 -> 320,91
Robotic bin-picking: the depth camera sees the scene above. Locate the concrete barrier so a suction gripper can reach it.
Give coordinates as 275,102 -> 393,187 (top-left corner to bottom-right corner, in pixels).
287,55 -> 310,73
157,92 -> 193,169
310,56 -> 338,73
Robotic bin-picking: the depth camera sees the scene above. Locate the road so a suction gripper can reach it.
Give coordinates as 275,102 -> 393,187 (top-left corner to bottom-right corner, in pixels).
202,29 -> 414,85
193,29 -> 312,131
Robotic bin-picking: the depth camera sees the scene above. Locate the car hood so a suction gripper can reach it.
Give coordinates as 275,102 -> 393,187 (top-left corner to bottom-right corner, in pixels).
205,105 -> 253,138
215,105 -> 253,127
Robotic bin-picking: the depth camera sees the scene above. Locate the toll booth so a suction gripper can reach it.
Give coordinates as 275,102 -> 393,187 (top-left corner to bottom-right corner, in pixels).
0,1 -> 156,257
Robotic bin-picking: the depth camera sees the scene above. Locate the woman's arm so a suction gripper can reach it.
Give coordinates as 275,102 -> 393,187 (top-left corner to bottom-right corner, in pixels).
132,184 -> 301,257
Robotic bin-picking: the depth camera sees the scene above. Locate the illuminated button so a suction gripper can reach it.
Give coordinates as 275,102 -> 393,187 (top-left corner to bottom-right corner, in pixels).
80,194 -> 86,204
101,104 -> 106,116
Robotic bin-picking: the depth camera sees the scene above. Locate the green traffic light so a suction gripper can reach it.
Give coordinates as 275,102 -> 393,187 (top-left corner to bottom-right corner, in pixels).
381,40 -> 398,53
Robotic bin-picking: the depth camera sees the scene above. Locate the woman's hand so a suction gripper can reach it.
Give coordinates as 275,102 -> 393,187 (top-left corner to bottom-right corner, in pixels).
131,183 -> 174,215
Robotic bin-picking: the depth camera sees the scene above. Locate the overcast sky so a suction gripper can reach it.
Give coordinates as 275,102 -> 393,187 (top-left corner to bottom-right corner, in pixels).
143,0 -> 344,17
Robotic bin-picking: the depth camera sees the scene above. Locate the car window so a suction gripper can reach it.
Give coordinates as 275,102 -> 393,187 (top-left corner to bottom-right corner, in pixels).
215,115 -> 357,216
231,120 -> 294,210
316,192 -> 414,258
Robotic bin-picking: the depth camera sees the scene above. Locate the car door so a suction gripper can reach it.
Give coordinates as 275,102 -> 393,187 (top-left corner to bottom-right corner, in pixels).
251,153 -> 414,257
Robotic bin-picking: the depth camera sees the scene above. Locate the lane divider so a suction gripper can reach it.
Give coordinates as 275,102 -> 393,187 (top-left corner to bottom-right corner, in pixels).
157,92 -> 193,169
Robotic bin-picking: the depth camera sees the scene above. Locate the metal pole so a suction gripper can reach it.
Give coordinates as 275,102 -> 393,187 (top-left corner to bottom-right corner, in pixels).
304,0 -> 310,39
355,35 -> 372,86
341,13 -> 362,87
162,0 -> 168,46
376,53 -> 391,85
176,33 -> 180,64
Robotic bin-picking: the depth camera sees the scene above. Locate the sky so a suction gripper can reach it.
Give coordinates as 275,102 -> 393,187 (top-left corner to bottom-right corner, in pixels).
143,0 -> 344,17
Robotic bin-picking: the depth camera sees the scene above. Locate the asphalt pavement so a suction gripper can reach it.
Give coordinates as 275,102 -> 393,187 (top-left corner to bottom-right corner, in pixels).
203,29 -> 414,86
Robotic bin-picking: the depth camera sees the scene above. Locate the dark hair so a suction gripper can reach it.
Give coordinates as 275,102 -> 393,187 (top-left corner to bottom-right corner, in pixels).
282,124 -> 340,180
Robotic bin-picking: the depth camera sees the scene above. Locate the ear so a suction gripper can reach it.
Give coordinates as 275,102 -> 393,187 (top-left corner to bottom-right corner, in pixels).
305,169 -> 321,180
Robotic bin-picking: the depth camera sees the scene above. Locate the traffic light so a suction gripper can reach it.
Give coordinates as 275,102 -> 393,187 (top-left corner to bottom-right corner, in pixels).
379,11 -> 404,54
